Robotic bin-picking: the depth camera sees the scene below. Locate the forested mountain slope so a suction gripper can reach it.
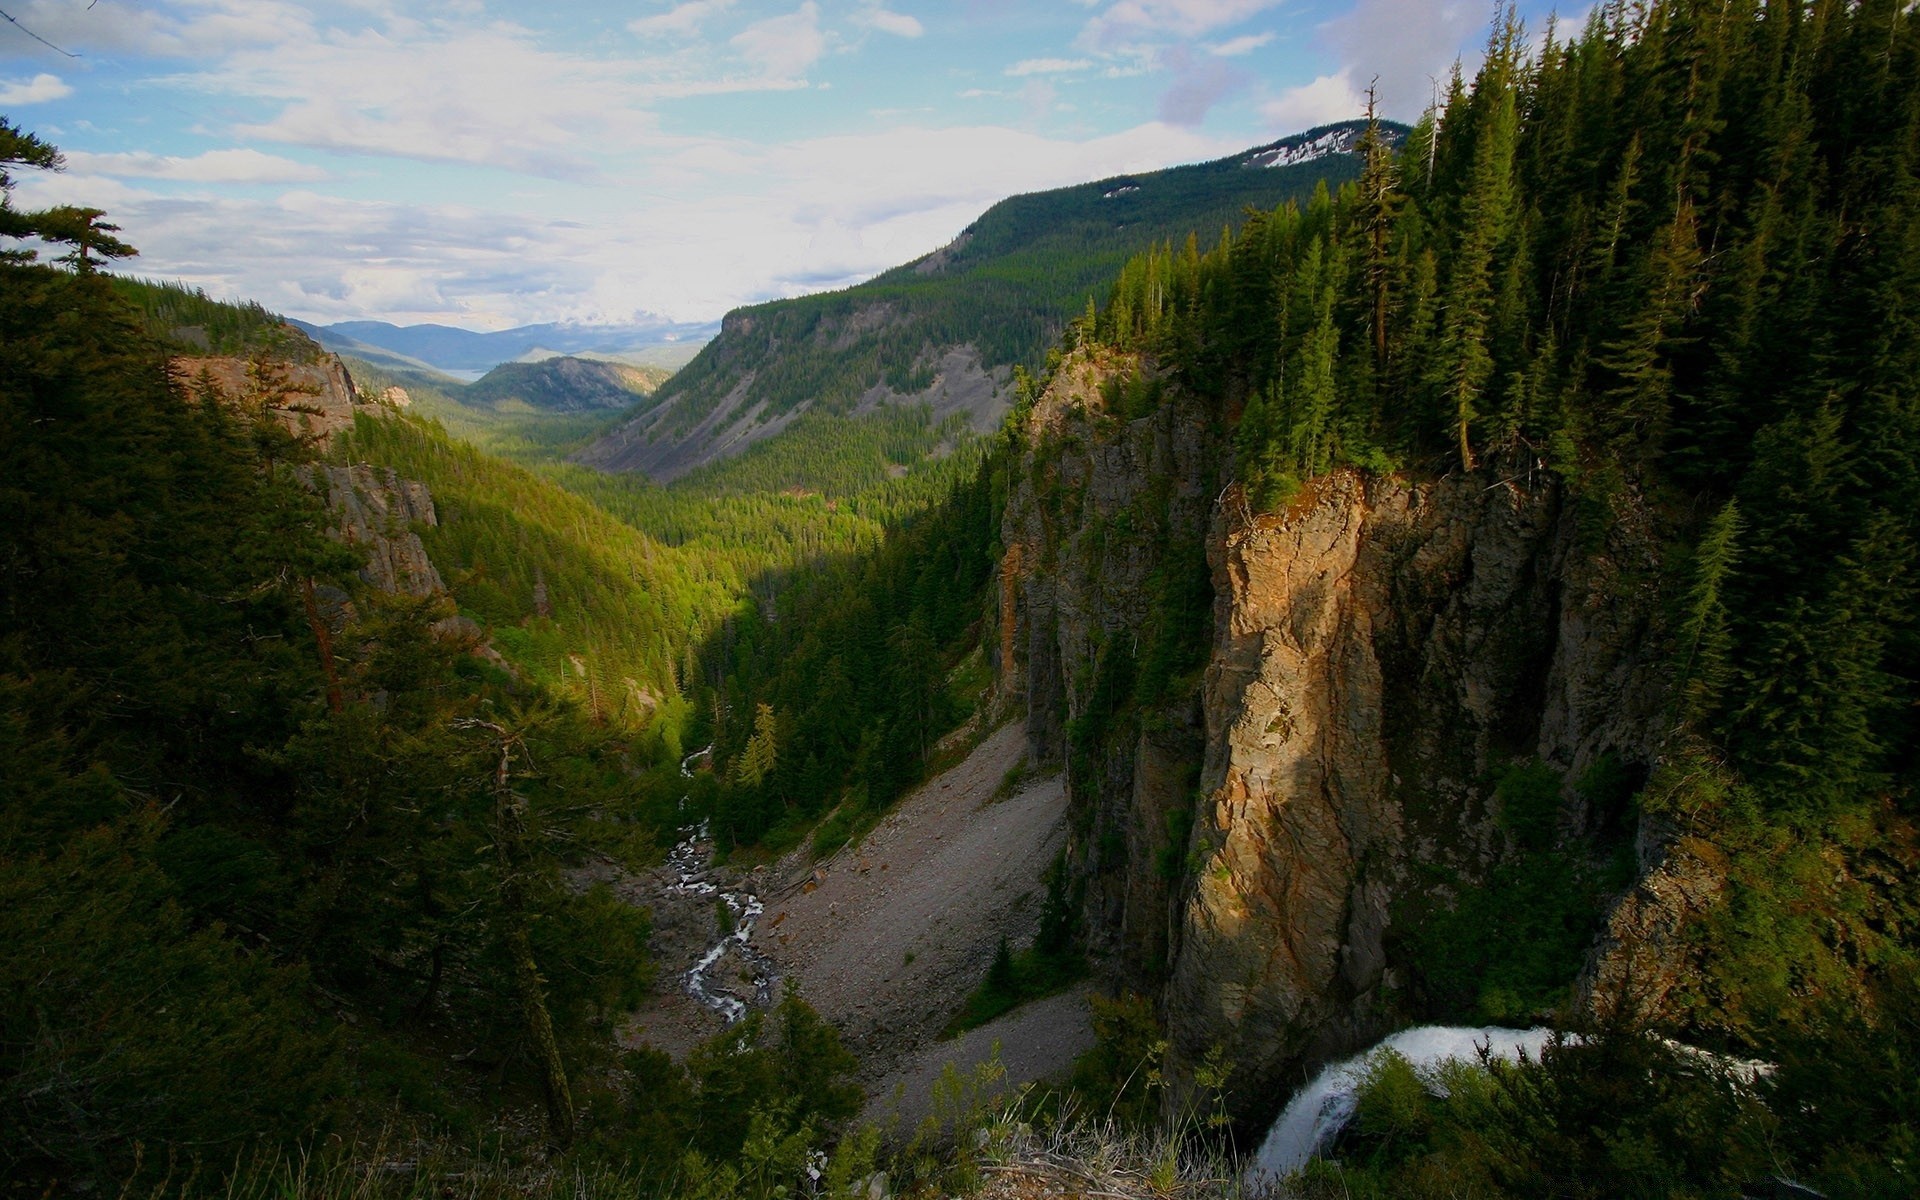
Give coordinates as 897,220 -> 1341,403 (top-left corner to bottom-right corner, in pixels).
695,3 -> 1919,1193
2,145 -> 876,1190
462,356 -> 670,412
576,121 -> 1400,482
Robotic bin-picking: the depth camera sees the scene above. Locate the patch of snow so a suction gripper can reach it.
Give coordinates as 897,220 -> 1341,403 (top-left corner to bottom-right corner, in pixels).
1103,184 -> 1141,199
1244,127 -> 1361,170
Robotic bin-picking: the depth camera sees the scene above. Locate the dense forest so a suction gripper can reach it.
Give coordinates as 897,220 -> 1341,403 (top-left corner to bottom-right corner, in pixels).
0,125 -> 882,1195
1067,1 -> 1914,1193
690,0 -> 1920,1193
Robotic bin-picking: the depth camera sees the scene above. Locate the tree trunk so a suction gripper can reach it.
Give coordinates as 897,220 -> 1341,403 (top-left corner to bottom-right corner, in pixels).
487,734 -> 575,1149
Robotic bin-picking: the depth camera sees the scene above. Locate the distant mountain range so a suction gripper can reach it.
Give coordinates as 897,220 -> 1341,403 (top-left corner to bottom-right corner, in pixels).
575,119 -> 1406,482
290,316 -> 719,377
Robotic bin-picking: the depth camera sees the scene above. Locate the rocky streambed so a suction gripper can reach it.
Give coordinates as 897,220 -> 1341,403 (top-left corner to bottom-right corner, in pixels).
662,821 -> 775,1023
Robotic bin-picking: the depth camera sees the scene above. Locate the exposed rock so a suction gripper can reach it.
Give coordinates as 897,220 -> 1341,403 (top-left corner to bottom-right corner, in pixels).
1583,832 -> 1730,1023
575,342 -> 1010,482
302,463 -> 446,598
169,353 -> 360,448
999,350 -> 1675,1126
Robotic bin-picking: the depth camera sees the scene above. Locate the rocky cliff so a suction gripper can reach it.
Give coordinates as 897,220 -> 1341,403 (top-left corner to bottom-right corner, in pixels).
169,353 -> 361,447
304,463 -> 447,598
173,350 -> 455,610
1000,351 -> 1677,1125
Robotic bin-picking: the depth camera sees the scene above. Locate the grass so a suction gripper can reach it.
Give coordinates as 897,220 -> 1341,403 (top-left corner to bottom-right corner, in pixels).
942,942 -> 1087,1039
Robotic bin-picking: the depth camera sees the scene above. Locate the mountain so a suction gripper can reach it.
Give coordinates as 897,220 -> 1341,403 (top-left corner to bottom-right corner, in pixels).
461,356 -> 670,413
576,120 -> 1403,482
702,5 -> 1920,1190
290,315 -> 720,375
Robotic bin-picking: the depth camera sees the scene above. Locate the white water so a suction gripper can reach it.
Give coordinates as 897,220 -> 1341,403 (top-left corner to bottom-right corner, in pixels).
1244,1024 -> 1778,1188
1247,1025 -> 1556,1185
665,744 -> 777,1023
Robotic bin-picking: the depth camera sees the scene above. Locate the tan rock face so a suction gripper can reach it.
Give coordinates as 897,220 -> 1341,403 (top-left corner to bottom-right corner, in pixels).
1001,352 -> 1676,1125
169,353 -> 360,448
1167,469 -> 1669,1113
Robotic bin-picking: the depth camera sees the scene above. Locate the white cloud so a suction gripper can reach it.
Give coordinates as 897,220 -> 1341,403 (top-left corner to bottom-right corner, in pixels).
1208,31 -> 1272,56
15,119 -> 1246,327
1080,0 -> 1285,48
1158,46 -> 1246,126
65,148 -> 329,184
1324,0 -> 1484,119
731,3 -> 827,79
857,7 -> 924,38
1,0 -> 313,58
1259,71 -> 1366,133
0,73 -> 71,105
1005,57 -> 1092,77
629,0 -> 735,40
181,25 -> 679,176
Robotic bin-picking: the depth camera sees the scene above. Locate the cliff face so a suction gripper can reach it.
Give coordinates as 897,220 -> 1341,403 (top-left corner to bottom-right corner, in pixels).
169,354 -> 360,447
1166,469 -> 1666,1110
1001,352 -> 1675,1122
1001,350 -> 1220,979
305,464 -> 446,598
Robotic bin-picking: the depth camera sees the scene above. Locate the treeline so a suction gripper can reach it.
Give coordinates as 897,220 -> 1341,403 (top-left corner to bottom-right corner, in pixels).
110,276 -> 318,359
1090,0 -> 1919,834
1062,0 -> 1917,1191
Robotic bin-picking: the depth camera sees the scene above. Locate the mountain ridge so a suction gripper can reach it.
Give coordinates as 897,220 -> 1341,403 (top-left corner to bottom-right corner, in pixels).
576,119 -> 1406,483
292,315 -> 719,375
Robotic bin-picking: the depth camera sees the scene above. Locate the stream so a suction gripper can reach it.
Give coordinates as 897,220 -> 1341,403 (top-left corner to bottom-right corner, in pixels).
667,747 -> 776,1024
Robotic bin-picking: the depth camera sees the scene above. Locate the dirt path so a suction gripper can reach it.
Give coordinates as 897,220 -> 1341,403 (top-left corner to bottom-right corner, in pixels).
760,722 -> 1083,1093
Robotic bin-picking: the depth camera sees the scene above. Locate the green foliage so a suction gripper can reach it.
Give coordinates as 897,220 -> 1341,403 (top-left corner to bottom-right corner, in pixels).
0,255 -> 680,1185
1494,758 -> 1563,851
1300,1028 -> 1779,1200
1398,761 -> 1631,1024
334,410 -> 718,727
1067,993 -> 1167,1131
695,451 -> 1003,852
461,356 -> 667,413
0,815 -> 341,1173
943,933 -> 1087,1039
112,276 -> 314,357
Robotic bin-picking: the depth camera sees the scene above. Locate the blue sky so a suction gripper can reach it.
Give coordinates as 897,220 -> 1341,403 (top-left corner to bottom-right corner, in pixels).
1,1 -> 1567,328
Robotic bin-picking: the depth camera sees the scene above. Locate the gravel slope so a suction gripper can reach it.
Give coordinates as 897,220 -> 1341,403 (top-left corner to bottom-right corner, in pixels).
761,723 -> 1084,1091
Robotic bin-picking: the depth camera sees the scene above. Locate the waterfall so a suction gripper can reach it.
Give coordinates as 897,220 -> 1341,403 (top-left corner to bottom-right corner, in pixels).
1246,1025 -> 1556,1185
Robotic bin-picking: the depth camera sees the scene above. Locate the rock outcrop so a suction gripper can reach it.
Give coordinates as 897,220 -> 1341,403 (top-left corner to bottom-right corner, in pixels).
169,353 -> 360,448
1164,469 -> 1665,1113
304,464 -> 446,598
999,350 -> 1675,1125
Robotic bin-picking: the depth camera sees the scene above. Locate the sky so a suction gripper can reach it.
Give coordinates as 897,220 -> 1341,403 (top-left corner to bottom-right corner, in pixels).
1,0 -> 1568,330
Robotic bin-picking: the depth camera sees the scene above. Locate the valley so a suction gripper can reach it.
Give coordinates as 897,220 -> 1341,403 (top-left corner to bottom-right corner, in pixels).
4,4 -> 1919,1199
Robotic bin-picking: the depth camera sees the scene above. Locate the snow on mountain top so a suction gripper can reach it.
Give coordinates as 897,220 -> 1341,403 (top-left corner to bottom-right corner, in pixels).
1242,126 -> 1367,170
